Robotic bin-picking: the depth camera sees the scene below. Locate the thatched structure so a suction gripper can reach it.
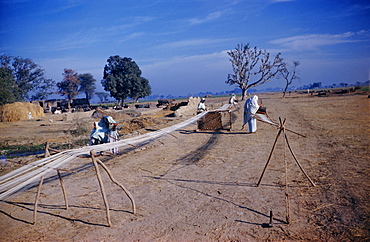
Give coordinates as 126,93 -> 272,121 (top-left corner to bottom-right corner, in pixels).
0,102 -> 45,122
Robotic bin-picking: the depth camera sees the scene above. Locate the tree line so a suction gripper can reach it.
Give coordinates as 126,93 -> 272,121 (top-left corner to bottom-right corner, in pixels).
1,44 -> 302,107
0,54 -> 152,106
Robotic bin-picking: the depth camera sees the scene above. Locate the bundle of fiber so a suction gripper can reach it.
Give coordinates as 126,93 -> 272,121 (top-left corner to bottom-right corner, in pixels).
0,111 -> 209,200
0,102 -> 45,122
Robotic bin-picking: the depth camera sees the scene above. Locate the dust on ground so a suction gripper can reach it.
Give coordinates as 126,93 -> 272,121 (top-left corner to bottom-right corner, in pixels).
0,92 -> 369,241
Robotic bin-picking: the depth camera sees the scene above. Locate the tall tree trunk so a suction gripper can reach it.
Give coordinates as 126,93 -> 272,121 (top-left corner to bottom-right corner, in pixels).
282,84 -> 289,98
67,97 -> 72,110
241,87 -> 247,101
85,93 -> 90,106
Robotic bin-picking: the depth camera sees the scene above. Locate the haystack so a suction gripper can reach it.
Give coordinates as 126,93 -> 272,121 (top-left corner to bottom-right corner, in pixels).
174,97 -> 201,117
0,102 -> 45,122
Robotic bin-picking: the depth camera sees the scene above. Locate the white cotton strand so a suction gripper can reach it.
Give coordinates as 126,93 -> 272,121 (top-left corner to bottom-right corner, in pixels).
0,111 -> 209,200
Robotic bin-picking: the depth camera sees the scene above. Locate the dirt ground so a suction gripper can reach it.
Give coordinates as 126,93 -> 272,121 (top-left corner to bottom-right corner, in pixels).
0,92 -> 369,241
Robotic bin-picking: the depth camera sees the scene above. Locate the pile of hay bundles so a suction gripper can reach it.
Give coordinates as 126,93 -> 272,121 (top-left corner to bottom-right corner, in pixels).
0,102 -> 45,122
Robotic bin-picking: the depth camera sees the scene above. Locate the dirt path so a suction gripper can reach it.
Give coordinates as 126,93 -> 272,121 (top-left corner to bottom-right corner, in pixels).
0,93 -> 369,241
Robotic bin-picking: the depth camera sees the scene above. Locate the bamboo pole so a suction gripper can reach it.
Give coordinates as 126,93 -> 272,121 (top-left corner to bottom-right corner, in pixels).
164,131 -> 179,139
46,141 -> 70,210
269,210 -> 274,226
256,118 -> 286,186
256,116 -> 306,138
33,175 -> 44,225
151,137 -> 165,145
44,142 -> 50,158
127,143 -> 140,149
285,191 -> 290,224
101,151 -> 119,156
95,158 -> 136,214
256,128 -> 283,186
284,132 -> 316,187
90,150 -> 112,227
284,135 -> 290,224
48,147 -> 61,153
57,171 -> 69,210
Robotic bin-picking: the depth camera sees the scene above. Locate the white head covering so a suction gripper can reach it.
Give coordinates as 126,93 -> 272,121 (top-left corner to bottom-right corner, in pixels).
244,95 -> 259,114
105,116 -> 117,124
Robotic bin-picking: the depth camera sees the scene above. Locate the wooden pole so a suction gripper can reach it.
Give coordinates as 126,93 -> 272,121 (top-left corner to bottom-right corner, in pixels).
285,190 -> 290,224
44,142 -> 50,158
256,128 -> 283,186
57,171 -> 69,210
33,175 -> 44,225
256,116 -> 306,138
163,131 -> 179,139
284,135 -> 290,224
269,210 -> 274,227
90,150 -> 112,227
152,137 -> 165,145
256,118 -> 286,186
47,141 -> 70,210
95,158 -> 136,214
47,147 -> 61,153
284,132 -> 316,187
229,111 -> 232,130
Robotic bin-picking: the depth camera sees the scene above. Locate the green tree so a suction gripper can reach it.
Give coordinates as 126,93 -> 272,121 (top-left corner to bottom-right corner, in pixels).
0,54 -> 55,101
226,43 -> 284,100
78,73 -> 96,105
57,69 -> 80,109
130,77 -> 152,102
0,67 -> 22,105
102,55 -> 151,105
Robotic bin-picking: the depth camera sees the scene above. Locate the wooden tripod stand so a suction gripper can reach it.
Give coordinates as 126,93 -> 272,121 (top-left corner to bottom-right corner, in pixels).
257,117 -> 315,187
256,118 -> 315,224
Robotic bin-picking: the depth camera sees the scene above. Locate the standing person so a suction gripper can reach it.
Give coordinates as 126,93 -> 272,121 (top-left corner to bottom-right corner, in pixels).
197,98 -> 207,114
105,116 -> 120,154
196,97 -> 208,130
105,116 -> 119,143
229,94 -> 238,106
242,95 -> 260,133
228,93 -> 240,110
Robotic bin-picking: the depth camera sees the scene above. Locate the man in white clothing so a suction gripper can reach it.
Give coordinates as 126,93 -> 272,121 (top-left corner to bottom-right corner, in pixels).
90,116 -> 119,145
197,98 -> 207,114
242,95 -> 260,133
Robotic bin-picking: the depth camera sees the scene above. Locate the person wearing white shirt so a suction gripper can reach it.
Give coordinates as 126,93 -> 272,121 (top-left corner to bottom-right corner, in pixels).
197,98 -> 207,114
242,95 -> 260,133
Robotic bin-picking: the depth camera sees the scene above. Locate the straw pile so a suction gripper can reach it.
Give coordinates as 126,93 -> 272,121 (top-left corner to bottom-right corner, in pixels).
120,117 -> 157,134
0,102 -> 45,122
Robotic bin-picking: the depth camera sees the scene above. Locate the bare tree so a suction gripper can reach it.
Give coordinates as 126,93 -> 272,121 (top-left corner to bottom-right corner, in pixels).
281,61 -> 300,97
226,43 -> 284,100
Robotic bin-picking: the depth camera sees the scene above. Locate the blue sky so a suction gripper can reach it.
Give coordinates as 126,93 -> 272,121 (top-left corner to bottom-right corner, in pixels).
1,0 -> 369,97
